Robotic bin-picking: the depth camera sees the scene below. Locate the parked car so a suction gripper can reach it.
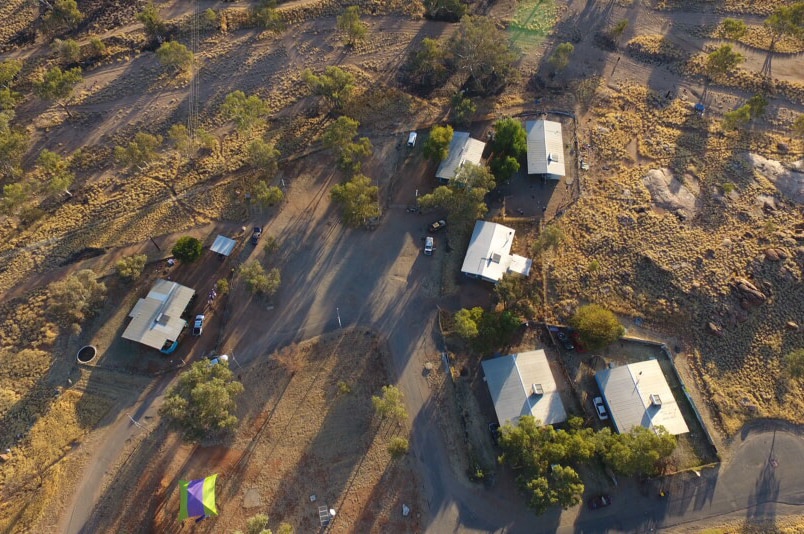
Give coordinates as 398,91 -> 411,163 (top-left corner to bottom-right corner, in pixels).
424,236 -> 434,256
587,494 -> 612,510
556,330 -> 574,350
593,396 -> 609,421
192,314 -> 205,336
251,226 -> 262,245
488,422 -> 501,446
407,131 -> 417,147
428,219 -> 447,233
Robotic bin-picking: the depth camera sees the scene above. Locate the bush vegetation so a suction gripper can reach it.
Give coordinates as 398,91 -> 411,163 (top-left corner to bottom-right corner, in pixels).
569,304 -> 625,350
239,261 -> 281,296
172,236 -> 203,263
115,254 -> 148,281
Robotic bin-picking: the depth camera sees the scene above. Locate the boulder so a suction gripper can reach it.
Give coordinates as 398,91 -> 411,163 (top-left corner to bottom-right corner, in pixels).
707,322 -> 723,337
743,153 -> 804,204
732,278 -> 767,306
786,321 -> 800,331
642,168 -> 701,218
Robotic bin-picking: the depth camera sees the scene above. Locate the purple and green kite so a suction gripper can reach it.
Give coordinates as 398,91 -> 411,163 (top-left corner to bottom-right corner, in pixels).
178,474 -> 218,521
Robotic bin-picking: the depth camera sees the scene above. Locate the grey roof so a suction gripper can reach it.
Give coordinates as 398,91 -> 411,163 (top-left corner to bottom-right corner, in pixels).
595,360 -> 689,435
122,279 -> 195,350
210,235 -> 236,256
435,131 -> 486,181
526,120 -> 566,176
461,221 -> 532,282
482,350 -> 567,426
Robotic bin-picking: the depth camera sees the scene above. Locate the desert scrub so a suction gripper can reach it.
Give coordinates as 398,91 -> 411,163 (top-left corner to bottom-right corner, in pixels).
653,0 -> 788,16
626,35 -> 688,64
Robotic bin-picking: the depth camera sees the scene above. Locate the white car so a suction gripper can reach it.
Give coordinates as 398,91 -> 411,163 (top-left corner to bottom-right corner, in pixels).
593,396 -> 609,421
424,236 -> 434,256
192,314 -> 205,336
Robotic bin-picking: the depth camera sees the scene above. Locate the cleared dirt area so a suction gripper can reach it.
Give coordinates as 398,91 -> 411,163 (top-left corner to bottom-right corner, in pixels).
79,328 -> 421,533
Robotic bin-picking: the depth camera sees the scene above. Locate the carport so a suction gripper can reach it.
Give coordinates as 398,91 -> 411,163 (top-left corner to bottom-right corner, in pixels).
210,235 -> 236,257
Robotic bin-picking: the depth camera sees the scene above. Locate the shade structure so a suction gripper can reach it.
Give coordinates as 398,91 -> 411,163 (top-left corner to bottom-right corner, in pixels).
210,235 -> 236,256
179,474 -> 218,520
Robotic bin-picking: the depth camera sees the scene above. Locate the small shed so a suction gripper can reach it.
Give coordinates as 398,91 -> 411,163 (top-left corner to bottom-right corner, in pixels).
210,235 -> 236,257
526,119 -> 566,178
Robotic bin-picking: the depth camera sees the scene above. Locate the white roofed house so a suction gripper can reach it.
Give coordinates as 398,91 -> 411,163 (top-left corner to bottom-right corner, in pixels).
595,360 -> 689,436
482,350 -> 567,426
435,131 -> 486,183
122,279 -> 195,353
526,119 -> 566,178
461,221 -> 532,283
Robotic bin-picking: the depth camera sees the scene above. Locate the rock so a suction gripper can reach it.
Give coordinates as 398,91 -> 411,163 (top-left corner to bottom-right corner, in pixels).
732,278 -> 767,306
765,248 -> 781,261
707,322 -> 723,337
642,168 -> 701,218
777,142 -> 789,154
786,321 -> 800,331
742,153 -> 804,204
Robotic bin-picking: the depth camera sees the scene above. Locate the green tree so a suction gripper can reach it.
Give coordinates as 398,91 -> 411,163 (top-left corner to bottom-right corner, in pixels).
137,2 -> 167,41
168,123 -> 191,152
115,254 -> 148,281
371,385 -> 408,423
239,261 -> 281,296
0,59 -> 22,88
159,359 -> 244,442
417,162 -> 495,223
549,42 -> 575,72
44,0 -> 84,30
569,304 -> 624,350
114,131 -> 163,167
705,44 -> 744,82
494,273 -> 524,311
33,66 -> 82,118
423,0 -> 467,22
202,8 -> 218,27
156,41 -> 193,72
424,125 -> 454,161
785,348 -> 804,378
254,180 -> 284,206
451,92 -> 476,127
47,269 -> 106,328
550,465 -> 584,510
337,6 -> 368,46
0,112 -> 27,176
36,149 -> 74,194
247,138 -> 280,177
172,236 -> 203,263
406,38 -> 449,90
533,225 -> 563,254
423,125 -> 453,162
764,2 -> 804,51
88,37 -> 107,57
2,182 -> 27,214
493,117 -> 527,159
388,437 -> 410,459
450,15 -> 518,95
276,524 -> 293,534
330,173 -> 380,227
253,0 -> 284,31
52,38 -> 81,63
523,476 -> 552,514
475,309 -> 520,354
721,18 -> 747,39
597,426 -> 676,477
489,155 -> 519,183
302,66 -> 355,111
454,307 -> 483,339
722,104 -> 751,130
746,94 -> 768,118
322,116 -> 373,171
221,91 -> 270,132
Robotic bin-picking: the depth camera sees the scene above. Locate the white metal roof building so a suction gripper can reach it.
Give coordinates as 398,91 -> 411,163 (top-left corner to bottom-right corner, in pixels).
595,359 -> 689,435
122,279 -> 195,350
435,131 -> 486,182
482,350 -> 567,426
210,235 -> 237,257
460,221 -> 532,283
526,120 -> 566,177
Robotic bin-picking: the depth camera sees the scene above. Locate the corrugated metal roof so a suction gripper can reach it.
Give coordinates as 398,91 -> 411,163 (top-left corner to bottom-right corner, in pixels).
122,279 -> 195,350
210,235 -> 236,256
460,221 -> 532,282
435,132 -> 486,181
526,120 -> 566,177
595,360 -> 689,435
482,350 -> 567,426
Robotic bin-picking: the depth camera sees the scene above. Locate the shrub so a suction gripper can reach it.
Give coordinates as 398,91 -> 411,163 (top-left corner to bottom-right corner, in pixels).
156,41 -> 193,72
114,132 -> 163,168
785,349 -> 804,379
47,269 -> 106,329
423,125 -> 453,162
388,437 -> 410,458
215,278 -> 230,295
372,385 -> 407,423
115,254 -> 148,280
172,236 -> 203,263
